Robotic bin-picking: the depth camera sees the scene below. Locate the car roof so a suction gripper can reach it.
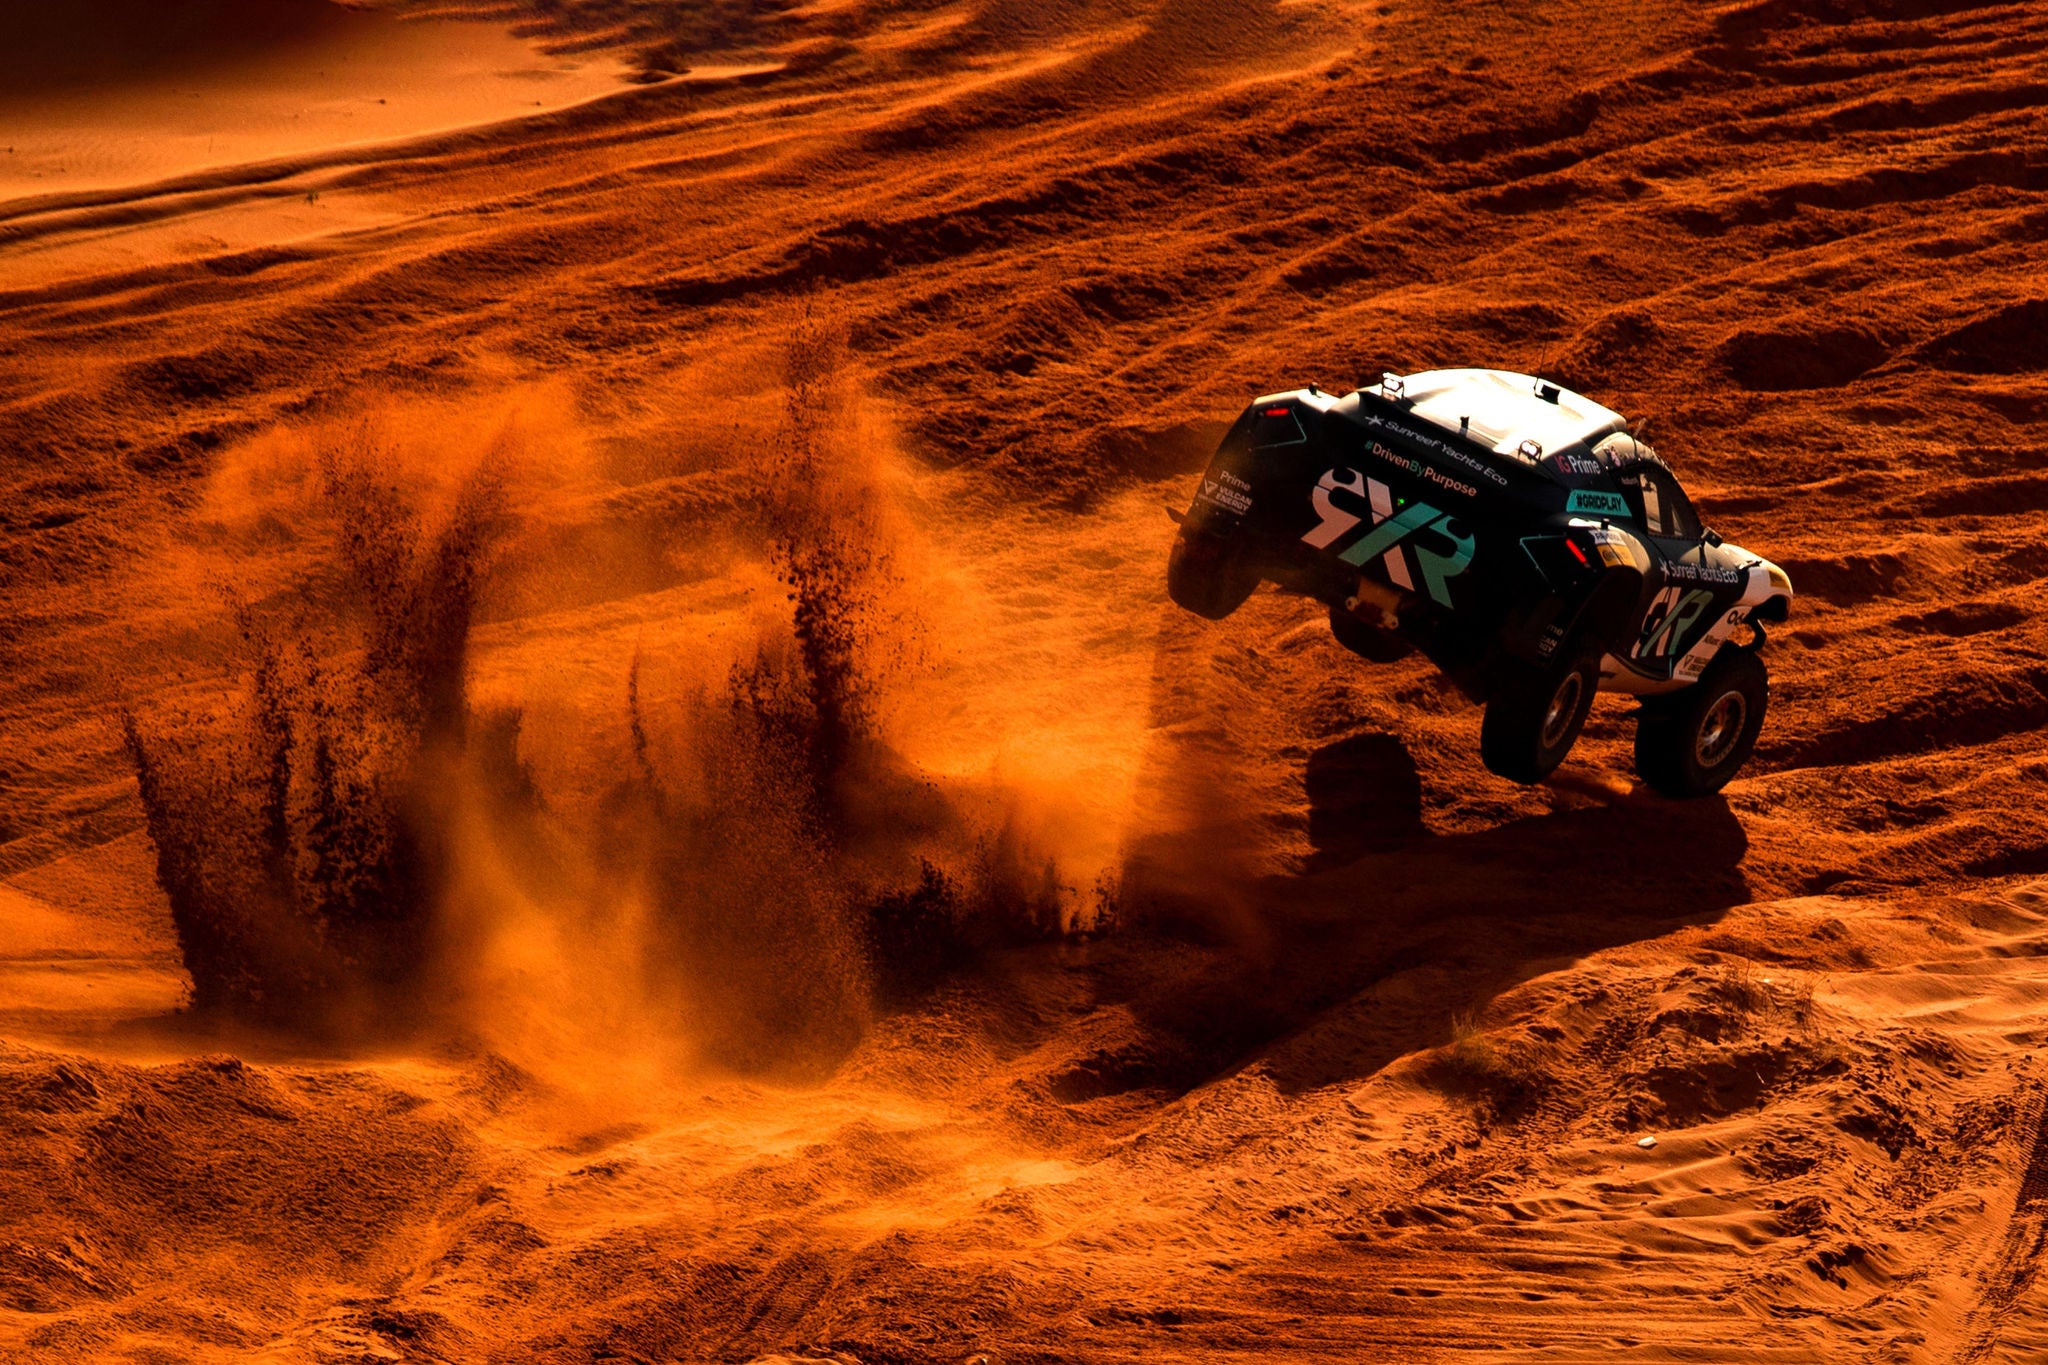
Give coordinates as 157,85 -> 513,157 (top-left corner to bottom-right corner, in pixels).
1389,368 -> 1627,464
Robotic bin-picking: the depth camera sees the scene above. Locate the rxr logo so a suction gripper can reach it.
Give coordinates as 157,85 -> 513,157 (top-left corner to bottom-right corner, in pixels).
1635,586 -> 1716,660
1301,468 -> 1474,607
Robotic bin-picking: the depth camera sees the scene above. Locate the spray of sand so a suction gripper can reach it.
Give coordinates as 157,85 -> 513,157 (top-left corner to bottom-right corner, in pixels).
117,323 -> 1179,1092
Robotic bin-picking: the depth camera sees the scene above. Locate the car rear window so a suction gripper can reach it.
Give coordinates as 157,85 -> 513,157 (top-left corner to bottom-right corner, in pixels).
1251,406 -> 1305,447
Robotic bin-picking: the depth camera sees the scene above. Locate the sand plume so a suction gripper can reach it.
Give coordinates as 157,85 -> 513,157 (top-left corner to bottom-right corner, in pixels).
110,329 -> 1138,1086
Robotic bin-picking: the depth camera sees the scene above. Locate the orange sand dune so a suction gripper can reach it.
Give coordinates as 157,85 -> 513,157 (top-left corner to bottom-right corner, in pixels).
0,0 -> 630,200
5,0 -> 2048,1361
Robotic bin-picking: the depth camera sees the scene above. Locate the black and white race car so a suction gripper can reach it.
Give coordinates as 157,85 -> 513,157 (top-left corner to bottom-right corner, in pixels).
1167,368 -> 1793,796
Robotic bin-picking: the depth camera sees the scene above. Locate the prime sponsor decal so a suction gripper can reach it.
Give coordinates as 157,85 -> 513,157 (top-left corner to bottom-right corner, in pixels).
1196,474 -> 1252,514
1301,467 -> 1475,608
1548,452 -> 1604,478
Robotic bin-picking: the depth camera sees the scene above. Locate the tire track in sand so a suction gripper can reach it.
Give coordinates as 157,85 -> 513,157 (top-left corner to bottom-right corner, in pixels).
1949,1076 -> 2048,1364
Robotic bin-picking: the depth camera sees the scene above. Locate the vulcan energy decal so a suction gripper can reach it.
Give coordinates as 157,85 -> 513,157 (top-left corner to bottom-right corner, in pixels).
1635,586 -> 1716,661
1196,476 -> 1251,514
1566,489 -> 1630,517
1302,468 -> 1475,607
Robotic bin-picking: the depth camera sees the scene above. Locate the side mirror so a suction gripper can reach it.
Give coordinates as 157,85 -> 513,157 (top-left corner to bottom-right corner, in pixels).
1705,529 -> 1723,548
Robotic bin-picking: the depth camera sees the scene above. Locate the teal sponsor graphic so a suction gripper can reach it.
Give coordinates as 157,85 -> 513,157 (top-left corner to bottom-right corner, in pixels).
1337,500 -> 1439,568
1413,527 -> 1477,607
1567,489 -> 1631,517
1636,587 -> 1716,660
1306,470 -> 1477,608
1336,497 -> 1475,607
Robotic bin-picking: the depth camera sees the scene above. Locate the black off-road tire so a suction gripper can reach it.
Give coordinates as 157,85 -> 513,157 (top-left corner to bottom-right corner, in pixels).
1634,648 -> 1768,798
1167,530 -> 1259,621
1480,649 -> 1600,785
1328,606 -> 1412,662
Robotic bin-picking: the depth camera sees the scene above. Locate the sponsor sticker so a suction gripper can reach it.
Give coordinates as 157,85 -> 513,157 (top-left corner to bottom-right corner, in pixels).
1663,560 -> 1742,586
1581,524 -> 1648,570
1357,411 -> 1511,486
1548,452 -> 1604,478
1566,489 -> 1631,517
1197,477 -> 1252,514
1365,442 -> 1480,500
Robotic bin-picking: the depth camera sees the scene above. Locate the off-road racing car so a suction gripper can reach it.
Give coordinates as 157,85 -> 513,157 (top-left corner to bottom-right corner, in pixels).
1167,369 -> 1793,796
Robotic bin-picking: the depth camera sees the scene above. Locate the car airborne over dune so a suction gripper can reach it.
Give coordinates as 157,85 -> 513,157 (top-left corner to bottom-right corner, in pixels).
1167,369 -> 1794,796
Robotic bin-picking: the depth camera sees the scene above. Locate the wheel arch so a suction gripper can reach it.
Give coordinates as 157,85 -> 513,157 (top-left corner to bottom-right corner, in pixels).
1750,592 -> 1792,625
1564,563 -> 1646,649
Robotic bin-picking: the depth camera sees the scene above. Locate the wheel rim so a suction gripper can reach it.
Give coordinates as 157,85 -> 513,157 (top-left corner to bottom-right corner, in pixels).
1541,671 -> 1585,750
1695,690 -> 1748,769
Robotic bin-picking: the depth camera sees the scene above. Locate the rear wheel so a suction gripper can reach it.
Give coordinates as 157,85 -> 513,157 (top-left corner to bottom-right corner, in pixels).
1634,649 -> 1768,798
1480,649 -> 1599,784
1166,530 -> 1259,621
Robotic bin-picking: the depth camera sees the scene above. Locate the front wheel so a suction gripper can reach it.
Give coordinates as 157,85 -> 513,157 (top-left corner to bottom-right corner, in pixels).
1167,530 -> 1259,621
1480,650 -> 1599,785
1634,649 -> 1768,798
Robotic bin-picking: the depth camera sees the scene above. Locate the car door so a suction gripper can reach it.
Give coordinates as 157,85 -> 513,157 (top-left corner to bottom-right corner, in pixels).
1622,464 -> 1731,676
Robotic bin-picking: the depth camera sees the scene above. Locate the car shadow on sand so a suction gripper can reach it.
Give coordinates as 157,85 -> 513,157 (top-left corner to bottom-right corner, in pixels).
1044,730 -> 1751,1104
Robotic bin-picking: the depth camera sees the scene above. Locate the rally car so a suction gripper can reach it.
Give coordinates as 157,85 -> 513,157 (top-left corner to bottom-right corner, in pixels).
1167,368 -> 1793,796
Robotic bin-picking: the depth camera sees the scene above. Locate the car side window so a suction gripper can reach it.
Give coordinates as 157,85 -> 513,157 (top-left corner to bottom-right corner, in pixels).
1641,465 -> 1702,540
